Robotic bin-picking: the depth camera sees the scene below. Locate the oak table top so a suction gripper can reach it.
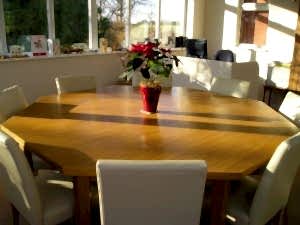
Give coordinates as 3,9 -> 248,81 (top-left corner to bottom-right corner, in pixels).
1,85 -> 298,180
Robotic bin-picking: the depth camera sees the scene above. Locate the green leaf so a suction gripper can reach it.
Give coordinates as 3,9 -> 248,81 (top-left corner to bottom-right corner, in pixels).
147,59 -> 173,77
119,70 -> 134,81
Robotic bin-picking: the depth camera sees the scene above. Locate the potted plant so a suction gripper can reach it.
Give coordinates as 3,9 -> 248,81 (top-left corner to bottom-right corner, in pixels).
120,41 -> 180,113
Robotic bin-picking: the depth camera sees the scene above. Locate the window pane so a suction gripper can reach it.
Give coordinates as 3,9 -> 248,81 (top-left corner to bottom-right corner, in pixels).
55,0 -> 88,46
240,1 -> 269,46
240,11 -> 269,45
130,0 -> 156,44
98,0 -> 125,50
3,0 -> 47,50
160,0 -> 185,46
253,12 -> 268,45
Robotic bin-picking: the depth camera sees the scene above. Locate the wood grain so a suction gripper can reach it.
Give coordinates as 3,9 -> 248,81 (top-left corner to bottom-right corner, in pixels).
1,85 -> 298,179
1,85 -> 298,225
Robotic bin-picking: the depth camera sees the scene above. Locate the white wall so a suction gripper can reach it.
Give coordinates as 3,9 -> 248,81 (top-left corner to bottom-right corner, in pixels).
202,0 -> 299,85
266,0 -> 298,63
192,0 -> 206,38
203,0 -> 226,57
0,53 -> 123,103
202,0 -> 240,58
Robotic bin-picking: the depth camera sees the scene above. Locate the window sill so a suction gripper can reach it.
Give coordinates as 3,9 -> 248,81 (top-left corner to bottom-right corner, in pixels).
0,51 -> 126,63
0,48 -> 186,63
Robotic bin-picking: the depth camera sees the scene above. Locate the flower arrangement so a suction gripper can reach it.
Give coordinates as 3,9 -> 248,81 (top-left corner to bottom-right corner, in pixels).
120,41 -> 180,87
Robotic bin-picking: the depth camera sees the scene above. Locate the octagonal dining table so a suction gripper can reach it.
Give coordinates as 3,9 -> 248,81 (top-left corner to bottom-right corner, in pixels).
1,85 -> 298,225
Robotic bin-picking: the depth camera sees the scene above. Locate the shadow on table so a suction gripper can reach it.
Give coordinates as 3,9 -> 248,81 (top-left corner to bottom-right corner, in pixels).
18,103 -> 295,136
158,110 -> 280,122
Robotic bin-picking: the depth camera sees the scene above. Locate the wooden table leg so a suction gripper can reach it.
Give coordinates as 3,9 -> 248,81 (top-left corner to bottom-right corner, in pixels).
73,176 -> 91,225
210,180 -> 230,225
24,149 -> 34,171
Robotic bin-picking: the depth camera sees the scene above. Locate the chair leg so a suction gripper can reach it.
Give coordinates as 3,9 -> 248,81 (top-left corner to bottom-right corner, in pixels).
279,207 -> 288,225
273,212 -> 281,225
283,207 -> 288,225
24,149 -> 34,171
268,208 -> 288,225
11,204 -> 19,225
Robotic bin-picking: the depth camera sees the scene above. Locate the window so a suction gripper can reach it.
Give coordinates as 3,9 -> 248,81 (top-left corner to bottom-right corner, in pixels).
3,0 -> 47,51
0,0 -> 191,55
55,0 -> 88,46
98,0 -> 126,50
130,0 -> 156,44
239,0 -> 269,46
160,0 -> 185,46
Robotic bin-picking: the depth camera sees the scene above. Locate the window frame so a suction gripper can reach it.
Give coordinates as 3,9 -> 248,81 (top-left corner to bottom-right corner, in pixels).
239,1 -> 269,46
0,0 -> 190,54
0,0 -> 7,53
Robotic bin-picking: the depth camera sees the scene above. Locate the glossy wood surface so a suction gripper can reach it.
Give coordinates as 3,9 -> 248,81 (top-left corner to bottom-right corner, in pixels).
1,85 -> 298,179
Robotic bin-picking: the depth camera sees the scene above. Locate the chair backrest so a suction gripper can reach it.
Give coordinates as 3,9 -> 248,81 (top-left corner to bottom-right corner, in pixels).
231,61 -> 264,100
0,85 -> 28,123
214,50 -> 234,62
185,39 -> 208,59
249,132 -> 300,225
55,75 -> 96,94
231,61 -> 259,82
279,91 -> 300,127
210,77 -> 250,98
0,131 -> 42,225
96,160 -> 207,225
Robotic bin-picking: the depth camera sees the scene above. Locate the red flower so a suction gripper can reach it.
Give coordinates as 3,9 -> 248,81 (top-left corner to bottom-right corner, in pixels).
119,41 -> 179,82
129,42 -> 159,58
129,44 -> 145,54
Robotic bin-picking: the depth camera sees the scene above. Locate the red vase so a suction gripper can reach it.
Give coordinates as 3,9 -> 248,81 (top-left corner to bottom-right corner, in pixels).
139,85 -> 162,113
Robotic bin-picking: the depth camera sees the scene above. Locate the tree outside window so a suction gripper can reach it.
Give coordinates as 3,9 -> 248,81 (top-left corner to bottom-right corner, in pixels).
3,0 -> 47,51
55,0 -> 88,46
2,0 -> 189,53
98,0 -> 149,50
98,0 -> 126,50
130,0 -> 155,44
160,0 -> 185,47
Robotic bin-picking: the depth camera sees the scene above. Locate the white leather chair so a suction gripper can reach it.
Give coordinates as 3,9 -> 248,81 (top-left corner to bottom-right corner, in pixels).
227,132 -> 300,225
55,75 -> 96,94
0,85 -> 52,171
279,91 -> 300,127
210,77 -> 251,98
0,131 -> 74,225
96,160 -> 207,225
0,85 -> 28,123
231,61 -> 264,100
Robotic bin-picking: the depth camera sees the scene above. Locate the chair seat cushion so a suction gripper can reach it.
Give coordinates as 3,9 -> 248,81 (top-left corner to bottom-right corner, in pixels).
35,171 -> 74,225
